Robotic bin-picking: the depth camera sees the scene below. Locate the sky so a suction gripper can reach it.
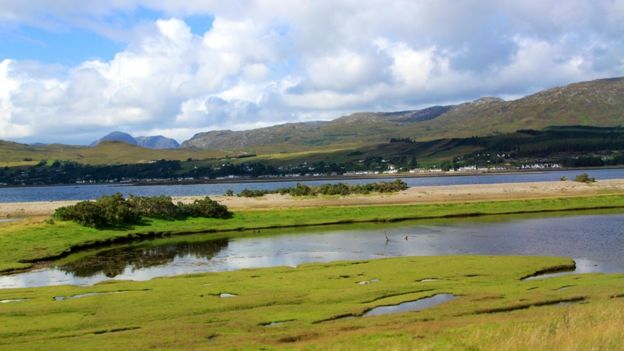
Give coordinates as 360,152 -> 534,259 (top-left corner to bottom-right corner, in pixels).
1,0 -> 624,145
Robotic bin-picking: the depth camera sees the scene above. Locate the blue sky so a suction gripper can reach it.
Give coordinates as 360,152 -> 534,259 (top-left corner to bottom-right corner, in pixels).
0,7 -> 214,65
0,1 -> 623,144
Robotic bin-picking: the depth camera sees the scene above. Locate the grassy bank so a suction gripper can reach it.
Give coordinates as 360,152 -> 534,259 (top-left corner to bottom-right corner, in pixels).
2,194 -> 624,272
0,255 -> 623,350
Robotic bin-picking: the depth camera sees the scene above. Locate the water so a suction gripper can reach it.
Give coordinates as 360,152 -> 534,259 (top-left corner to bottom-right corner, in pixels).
1,168 -> 623,202
363,294 -> 456,317
1,212 -> 623,289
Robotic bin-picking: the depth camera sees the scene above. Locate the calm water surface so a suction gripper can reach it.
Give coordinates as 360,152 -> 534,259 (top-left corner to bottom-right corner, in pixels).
1,168 -> 623,202
1,212 -> 623,289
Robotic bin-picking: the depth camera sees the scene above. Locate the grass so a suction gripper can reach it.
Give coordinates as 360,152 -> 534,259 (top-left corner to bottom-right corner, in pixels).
2,194 -> 624,272
1,255 -> 623,350
0,141 -> 227,165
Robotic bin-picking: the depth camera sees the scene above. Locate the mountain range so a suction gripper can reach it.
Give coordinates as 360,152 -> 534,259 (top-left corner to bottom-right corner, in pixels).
91,132 -> 180,149
181,77 -> 624,152
5,76 -> 624,161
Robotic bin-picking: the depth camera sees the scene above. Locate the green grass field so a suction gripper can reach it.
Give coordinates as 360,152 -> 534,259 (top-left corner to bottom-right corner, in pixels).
2,194 -> 624,272
0,140 -> 227,165
2,195 -> 624,350
1,255 -> 623,350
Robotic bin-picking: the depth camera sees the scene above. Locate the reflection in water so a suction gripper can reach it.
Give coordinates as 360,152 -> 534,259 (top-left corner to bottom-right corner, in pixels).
1,212 -> 624,289
58,239 -> 229,278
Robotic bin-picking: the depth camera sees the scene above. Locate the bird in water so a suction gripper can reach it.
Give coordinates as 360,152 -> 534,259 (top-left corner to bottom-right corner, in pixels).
404,235 -> 408,240
385,233 -> 390,242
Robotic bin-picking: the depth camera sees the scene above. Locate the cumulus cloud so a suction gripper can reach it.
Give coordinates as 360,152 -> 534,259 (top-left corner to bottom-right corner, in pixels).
1,0 -> 624,143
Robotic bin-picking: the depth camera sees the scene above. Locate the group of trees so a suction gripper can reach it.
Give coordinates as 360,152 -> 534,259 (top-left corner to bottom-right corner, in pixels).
54,193 -> 232,228
233,179 -> 409,198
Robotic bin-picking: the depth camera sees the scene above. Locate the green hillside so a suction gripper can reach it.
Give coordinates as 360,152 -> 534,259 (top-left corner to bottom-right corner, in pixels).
183,77 -> 624,152
0,141 -> 227,166
2,77 -> 624,170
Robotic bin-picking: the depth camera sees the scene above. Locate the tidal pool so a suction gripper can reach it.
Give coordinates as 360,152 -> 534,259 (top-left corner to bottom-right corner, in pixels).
363,294 -> 457,317
1,212 -> 623,289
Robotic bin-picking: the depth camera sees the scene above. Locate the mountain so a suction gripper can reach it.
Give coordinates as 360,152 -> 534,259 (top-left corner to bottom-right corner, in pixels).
182,121 -> 330,150
91,131 -> 137,147
91,132 -> 179,149
136,136 -> 180,149
182,77 -> 624,151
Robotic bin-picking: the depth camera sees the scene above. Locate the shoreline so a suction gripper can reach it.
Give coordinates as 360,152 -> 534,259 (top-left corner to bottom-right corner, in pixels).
2,179 -> 624,218
5,202 -> 624,276
1,165 -> 622,189
1,193 -> 624,274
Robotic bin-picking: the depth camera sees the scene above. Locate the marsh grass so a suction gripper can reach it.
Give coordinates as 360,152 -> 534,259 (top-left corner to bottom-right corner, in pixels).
2,194 -> 624,272
0,256 -> 623,350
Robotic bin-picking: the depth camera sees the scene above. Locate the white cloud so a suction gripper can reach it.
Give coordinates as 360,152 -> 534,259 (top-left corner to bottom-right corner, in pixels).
1,0 -> 624,144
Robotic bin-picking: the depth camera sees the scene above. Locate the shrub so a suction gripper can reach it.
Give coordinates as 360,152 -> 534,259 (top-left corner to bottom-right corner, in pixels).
318,183 -> 350,195
55,201 -> 108,228
574,173 -> 595,183
54,194 -> 232,228
127,195 -> 180,220
238,189 -> 270,197
224,189 -> 234,196
178,197 -> 232,219
97,193 -> 140,225
289,183 -> 313,196
238,179 -> 409,197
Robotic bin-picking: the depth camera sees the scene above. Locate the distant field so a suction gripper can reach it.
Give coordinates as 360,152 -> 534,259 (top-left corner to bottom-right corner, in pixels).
0,140 -> 227,165
1,255 -> 624,350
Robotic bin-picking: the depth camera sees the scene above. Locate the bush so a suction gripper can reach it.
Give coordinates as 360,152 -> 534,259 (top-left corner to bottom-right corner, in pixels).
54,194 -> 232,228
178,197 -> 232,219
54,193 -> 139,228
224,189 -> 234,196
318,183 -> 350,195
238,189 -> 270,197
97,193 -> 141,225
127,195 -> 180,220
238,179 -> 409,197
55,201 -> 108,228
289,183 -> 313,196
574,173 -> 595,183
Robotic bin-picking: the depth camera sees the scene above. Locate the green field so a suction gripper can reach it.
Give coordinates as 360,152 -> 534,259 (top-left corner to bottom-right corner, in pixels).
2,195 -> 624,350
1,255 -> 623,350
0,140 -> 227,165
2,194 -> 624,272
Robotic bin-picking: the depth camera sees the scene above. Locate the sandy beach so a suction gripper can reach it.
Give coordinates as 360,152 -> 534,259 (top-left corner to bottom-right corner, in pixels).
2,179 -> 624,218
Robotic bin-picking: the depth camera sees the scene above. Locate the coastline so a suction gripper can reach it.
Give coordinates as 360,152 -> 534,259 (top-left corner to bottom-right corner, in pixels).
2,178 -> 624,218
1,192 -> 624,274
1,165 -> 623,189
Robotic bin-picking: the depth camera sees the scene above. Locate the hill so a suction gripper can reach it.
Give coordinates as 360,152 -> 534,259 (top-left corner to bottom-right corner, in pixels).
90,131 -> 137,147
0,140 -> 225,166
91,132 -> 180,149
136,136 -> 180,149
183,77 -> 624,152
